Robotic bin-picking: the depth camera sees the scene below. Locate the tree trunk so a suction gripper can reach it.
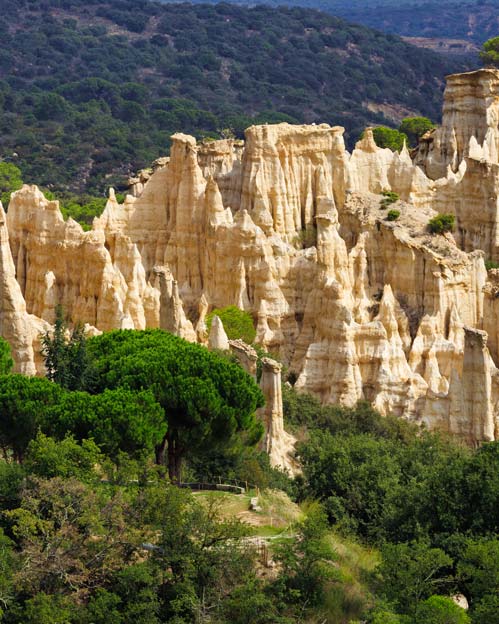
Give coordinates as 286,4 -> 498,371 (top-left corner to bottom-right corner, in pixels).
155,432 -> 168,466
166,430 -> 182,484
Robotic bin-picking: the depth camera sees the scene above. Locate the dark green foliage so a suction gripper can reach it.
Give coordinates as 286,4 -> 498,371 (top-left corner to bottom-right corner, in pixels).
299,430 -> 403,539
284,387 -> 415,441
0,374 -> 164,463
301,0 -> 497,46
480,36 -> 499,67
206,305 -> 256,344
15,594 -> 73,624
0,337 -> 13,375
428,213 -> 455,234
472,594 -> 499,624
85,329 -> 264,481
387,209 -> 400,221
44,388 -> 166,461
372,127 -> 408,151
0,0 -> 463,194
0,527 -> 16,620
41,305 -> 93,391
378,542 -> 453,616
0,461 -> 25,515
457,539 -> 499,604
59,195 -> 108,230
0,374 -> 62,462
485,260 -> 499,270
399,117 -> 436,147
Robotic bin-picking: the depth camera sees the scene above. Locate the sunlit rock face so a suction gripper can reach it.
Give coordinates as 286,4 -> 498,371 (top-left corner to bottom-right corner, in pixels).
5,68 -> 499,446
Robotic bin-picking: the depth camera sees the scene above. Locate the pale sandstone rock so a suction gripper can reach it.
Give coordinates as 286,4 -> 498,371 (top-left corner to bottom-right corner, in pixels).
0,204 -> 39,375
153,266 -> 196,342
208,315 -> 230,351
4,69 -> 499,449
258,357 -> 297,474
229,339 -> 258,380
416,69 -> 499,179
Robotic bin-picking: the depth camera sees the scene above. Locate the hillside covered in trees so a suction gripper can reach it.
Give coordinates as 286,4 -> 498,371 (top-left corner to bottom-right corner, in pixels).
195,0 -> 497,47
0,0 -> 465,195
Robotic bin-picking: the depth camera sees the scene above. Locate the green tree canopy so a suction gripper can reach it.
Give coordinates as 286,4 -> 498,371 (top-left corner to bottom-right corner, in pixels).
399,117 -> 435,147
372,127 -> 408,151
0,337 -> 13,375
378,541 -> 453,617
206,305 -> 256,344
480,36 -> 499,67
0,162 -> 23,208
415,595 -> 470,624
457,538 -> 499,604
0,375 -> 62,462
41,305 -> 93,391
0,375 -> 165,464
85,329 -> 264,481
43,388 -> 166,461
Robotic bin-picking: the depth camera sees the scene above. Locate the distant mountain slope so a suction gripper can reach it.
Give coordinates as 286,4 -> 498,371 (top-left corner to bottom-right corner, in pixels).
188,0 -> 499,47
333,0 -> 499,46
0,0 -> 465,193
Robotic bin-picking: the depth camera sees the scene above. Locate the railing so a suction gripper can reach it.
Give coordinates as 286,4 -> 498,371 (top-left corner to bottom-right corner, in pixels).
179,477 -> 260,495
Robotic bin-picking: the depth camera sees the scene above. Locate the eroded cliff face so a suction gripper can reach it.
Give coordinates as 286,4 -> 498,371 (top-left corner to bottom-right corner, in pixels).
4,68 -> 499,455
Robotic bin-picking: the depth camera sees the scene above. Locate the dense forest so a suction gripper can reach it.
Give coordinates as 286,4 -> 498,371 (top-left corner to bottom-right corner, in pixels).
0,0 -> 465,197
184,0 -> 497,47
0,308 -> 499,622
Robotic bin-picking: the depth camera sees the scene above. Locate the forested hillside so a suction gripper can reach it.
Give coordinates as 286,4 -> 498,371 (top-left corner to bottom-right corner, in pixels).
190,0 -> 497,49
0,0 -> 465,195
332,0 -> 499,46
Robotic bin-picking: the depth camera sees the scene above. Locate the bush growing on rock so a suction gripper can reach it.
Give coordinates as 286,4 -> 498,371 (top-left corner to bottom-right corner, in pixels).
387,209 -> 400,221
380,190 -> 399,209
372,127 -> 408,152
428,214 -> 455,234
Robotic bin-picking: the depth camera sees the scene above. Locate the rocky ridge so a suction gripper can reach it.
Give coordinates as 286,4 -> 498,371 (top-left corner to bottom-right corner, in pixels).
3,68 -> 499,467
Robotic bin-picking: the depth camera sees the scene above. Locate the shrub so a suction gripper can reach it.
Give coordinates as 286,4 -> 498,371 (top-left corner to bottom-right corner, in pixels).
399,117 -> 435,147
387,209 -> 400,221
380,190 -> 399,209
428,214 -> 455,234
485,260 -> 499,271
480,36 -> 499,68
372,127 -> 409,152
206,305 -> 256,344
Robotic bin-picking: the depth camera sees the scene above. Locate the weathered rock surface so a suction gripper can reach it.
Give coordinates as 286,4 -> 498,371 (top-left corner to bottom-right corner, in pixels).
258,357 -> 298,474
4,68 -> 499,449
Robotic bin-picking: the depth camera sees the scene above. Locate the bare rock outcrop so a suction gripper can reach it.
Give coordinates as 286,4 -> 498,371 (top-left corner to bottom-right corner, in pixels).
5,68 -> 499,448
208,315 -> 230,351
258,357 -> 297,474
